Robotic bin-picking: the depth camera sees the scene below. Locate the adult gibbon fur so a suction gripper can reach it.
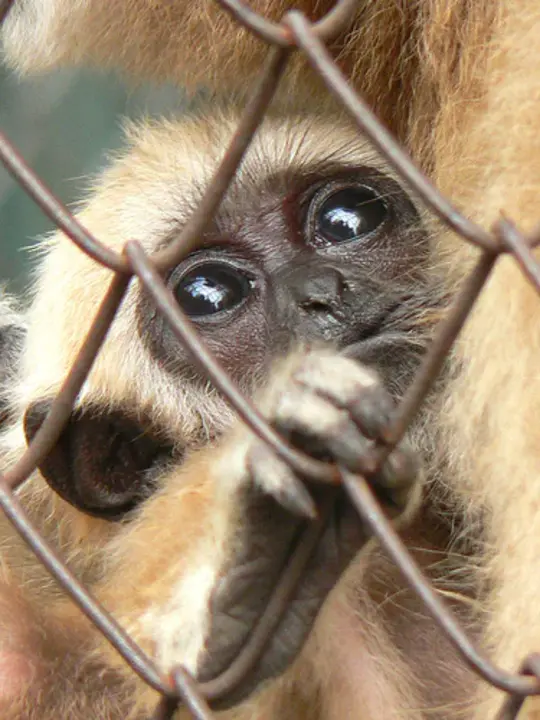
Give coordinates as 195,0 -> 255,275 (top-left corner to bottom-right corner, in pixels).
2,1 -> 540,718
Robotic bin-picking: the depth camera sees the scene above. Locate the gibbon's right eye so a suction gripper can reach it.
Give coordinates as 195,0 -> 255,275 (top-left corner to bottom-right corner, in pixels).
174,262 -> 255,318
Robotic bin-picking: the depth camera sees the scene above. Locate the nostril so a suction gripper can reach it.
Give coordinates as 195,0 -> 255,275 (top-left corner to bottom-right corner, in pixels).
298,269 -> 345,310
300,299 -> 335,313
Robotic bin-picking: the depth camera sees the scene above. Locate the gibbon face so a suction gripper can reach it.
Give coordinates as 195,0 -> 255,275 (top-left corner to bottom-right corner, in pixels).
0,110 -> 442,718
0,112 -> 435,713
139,162 -> 426,382
19,113 -> 430,523
4,1 -> 540,717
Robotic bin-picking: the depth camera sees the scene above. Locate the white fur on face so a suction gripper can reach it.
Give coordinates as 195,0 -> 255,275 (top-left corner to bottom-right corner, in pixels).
141,555 -> 221,675
0,112 -> 426,689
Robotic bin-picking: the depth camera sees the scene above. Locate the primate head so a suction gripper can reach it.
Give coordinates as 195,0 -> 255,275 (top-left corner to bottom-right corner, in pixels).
0,110 -> 436,714
138,154 -> 428,386
2,1 -> 538,716
13,112 -> 431,524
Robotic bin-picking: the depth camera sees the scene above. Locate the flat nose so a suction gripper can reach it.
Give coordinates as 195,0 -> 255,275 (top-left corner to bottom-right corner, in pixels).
294,267 -> 345,313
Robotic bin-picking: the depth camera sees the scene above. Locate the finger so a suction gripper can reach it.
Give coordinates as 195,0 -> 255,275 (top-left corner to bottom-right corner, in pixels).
293,355 -> 394,440
372,446 -> 422,514
274,390 -> 373,471
247,444 -> 317,519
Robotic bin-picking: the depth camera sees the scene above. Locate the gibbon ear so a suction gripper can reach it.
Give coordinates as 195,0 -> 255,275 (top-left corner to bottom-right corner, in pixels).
23,401 -> 174,520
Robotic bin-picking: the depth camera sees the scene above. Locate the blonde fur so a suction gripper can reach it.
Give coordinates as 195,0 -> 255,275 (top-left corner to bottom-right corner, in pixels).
0,112 -> 456,718
2,0 -> 540,717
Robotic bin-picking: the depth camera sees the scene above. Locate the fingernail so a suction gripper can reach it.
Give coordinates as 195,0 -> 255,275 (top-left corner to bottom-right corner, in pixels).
274,475 -> 318,519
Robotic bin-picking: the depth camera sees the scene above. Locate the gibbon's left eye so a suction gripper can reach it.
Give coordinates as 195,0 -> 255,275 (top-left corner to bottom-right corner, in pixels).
174,262 -> 255,318
310,185 -> 389,246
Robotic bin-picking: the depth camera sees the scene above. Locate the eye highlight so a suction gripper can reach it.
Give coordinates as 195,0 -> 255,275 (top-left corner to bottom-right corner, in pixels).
309,185 -> 389,247
174,262 -> 255,318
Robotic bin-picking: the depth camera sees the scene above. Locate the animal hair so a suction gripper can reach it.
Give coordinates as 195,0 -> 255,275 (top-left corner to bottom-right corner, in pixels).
1,1 -> 540,718
0,107 -> 461,718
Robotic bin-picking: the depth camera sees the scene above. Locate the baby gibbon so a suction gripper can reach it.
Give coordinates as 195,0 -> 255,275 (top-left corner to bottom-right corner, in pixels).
3,1 -> 540,718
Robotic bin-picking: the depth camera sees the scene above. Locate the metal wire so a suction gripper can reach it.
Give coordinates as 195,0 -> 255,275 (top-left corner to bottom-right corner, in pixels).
0,0 -> 13,24
1,1 -> 540,717
153,46 -> 291,272
285,11 -> 497,252
0,131 -> 131,273
214,0 -> 358,46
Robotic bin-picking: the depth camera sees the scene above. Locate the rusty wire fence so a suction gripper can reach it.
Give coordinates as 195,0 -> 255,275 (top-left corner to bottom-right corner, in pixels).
1,0 -> 540,718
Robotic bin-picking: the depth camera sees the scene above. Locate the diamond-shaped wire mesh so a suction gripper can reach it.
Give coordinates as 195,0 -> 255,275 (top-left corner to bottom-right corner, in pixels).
1,1 -> 539,718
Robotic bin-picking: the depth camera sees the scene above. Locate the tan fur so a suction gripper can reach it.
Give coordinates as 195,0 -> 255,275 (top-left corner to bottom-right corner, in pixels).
2,0 -> 540,717
0,112 -> 464,718
0,0 -> 494,143
432,5 -> 540,716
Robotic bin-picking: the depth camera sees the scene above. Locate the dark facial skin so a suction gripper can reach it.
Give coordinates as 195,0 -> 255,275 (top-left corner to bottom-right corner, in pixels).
26,161 -> 430,521
138,164 -> 432,704
23,161 -> 433,706
24,163 -> 429,521
138,163 -> 430,394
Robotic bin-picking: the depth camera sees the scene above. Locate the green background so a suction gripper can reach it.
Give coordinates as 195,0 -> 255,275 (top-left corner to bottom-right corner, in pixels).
0,66 -> 189,295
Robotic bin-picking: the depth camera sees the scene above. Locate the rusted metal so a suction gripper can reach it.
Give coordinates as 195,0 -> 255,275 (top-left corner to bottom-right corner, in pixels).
172,669 -> 216,720
495,216 -> 540,292
380,250 -> 497,450
495,655 -> 540,720
154,46 -> 290,272
0,470 -> 175,696
128,241 -> 340,485
0,0 -> 13,24
0,131 -> 131,273
214,0 -> 293,46
1,0 -> 540,717
5,273 -> 130,490
285,11 -> 497,252
340,470 -> 540,697
200,494 -> 336,702
214,0 -> 358,46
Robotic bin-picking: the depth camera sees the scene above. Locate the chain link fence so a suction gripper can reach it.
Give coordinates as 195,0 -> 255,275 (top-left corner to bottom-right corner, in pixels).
0,63 -> 199,291
1,1 -> 540,718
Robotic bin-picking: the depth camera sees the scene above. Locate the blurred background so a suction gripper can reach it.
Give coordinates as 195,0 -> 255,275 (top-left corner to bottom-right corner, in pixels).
0,65 -> 190,294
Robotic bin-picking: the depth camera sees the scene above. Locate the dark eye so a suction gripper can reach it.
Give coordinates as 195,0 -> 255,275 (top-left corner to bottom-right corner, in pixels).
174,262 -> 254,318
314,186 -> 388,245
